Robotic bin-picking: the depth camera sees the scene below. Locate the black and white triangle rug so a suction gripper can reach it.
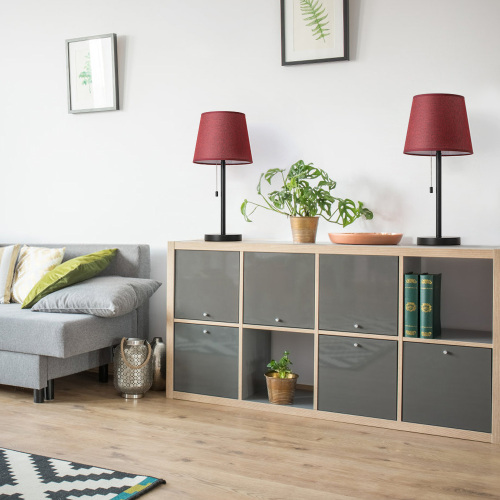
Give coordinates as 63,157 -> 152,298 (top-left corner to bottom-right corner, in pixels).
0,447 -> 166,499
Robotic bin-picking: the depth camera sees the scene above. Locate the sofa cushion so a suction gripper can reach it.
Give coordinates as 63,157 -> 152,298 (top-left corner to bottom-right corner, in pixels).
0,304 -> 136,358
32,276 -> 161,317
11,246 -> 65,304
0,244 -> 21,304
22,248 -> 117,309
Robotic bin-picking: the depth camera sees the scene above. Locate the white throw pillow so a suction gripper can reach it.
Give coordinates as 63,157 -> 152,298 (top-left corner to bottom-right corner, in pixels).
11,246 -> 65,304
0,244 -> 21,303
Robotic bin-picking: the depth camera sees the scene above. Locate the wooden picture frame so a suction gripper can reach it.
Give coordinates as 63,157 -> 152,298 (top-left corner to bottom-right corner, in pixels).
281,0 -> 349,65
66,33 -> 119,113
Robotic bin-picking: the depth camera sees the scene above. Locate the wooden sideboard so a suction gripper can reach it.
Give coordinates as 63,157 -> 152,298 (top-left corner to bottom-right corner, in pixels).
167,241 -> 500,443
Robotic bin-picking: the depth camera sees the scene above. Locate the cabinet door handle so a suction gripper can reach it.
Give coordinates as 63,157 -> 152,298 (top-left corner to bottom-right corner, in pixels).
353,343 -> 360,348
443,350 -> 449,355
202,329 -> 210,334
275,318 -> 281,323
203,312 -> 209,317
353,323 -> 360,329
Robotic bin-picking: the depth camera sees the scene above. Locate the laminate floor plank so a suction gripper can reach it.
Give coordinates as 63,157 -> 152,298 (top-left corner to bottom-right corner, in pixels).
0,373 -> 499,499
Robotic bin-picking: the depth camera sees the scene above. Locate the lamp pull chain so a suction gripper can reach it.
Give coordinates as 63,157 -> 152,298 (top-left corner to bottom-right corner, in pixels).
429,157 -> 434,194
215,165 -> 219,197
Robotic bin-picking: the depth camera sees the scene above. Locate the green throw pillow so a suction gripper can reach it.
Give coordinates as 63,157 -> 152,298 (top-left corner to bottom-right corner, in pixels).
22,248 -> 117,309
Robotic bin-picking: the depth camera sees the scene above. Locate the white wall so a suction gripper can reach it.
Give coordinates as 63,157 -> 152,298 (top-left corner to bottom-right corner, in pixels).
1,0 -> 499,340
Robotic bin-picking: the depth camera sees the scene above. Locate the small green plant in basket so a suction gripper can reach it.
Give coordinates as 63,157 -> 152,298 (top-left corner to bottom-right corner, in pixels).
265,350 -> 298,405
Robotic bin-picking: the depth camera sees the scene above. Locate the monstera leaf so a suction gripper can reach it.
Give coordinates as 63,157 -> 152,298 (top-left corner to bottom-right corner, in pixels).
300,0 -> 331,42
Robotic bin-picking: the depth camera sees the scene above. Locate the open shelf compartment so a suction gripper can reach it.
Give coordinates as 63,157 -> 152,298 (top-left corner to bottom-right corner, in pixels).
242,328 -> 314,409
402,256 -> 493,345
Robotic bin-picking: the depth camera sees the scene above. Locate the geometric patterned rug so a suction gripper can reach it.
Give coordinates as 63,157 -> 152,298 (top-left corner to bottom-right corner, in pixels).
0,447 -> 166,499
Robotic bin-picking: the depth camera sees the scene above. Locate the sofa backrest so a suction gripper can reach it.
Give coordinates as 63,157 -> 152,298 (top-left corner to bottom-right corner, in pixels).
27,244 -> 151,338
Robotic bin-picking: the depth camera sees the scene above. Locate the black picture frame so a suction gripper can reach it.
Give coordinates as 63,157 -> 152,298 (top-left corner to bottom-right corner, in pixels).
66,33 -> 119,113
281,0 -> 349,66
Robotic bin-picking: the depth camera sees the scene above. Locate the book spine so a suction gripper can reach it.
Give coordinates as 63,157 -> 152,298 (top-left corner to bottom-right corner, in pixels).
404,272 -> 419,337
419,273 -> 441,339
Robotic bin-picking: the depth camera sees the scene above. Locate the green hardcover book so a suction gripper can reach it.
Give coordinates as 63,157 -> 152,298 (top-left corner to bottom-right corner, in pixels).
419,273 -> 441,339
404,272 -> 419,337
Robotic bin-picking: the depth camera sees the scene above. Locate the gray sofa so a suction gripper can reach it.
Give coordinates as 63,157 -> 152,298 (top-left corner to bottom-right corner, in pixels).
0,244 -> 150,403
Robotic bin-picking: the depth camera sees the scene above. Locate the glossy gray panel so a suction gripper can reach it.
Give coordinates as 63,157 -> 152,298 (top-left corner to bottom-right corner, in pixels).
318,335 -> 398,420
243,252 -> 315,329
403,343 -> 492,432
174,323 -> 239,398
175,250 -> 239,323
319,254 -> 398,335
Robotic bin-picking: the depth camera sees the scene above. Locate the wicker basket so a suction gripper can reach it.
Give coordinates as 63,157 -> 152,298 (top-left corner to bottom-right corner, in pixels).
265,372 -> 299,405
290,216 -> 319,243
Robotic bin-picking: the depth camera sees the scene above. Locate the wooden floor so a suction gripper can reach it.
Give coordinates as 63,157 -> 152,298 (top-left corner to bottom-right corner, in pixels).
1,374 -> 499,499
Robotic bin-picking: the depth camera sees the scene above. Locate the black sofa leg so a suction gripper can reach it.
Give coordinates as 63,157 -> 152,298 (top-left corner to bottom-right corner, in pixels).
33,389 -> 45,404
99,364 -> 109,383
45,379 -> 54,401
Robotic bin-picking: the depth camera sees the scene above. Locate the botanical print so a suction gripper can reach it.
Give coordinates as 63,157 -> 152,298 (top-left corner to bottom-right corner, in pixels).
74,47 -> 95,107
300,0 -> 331,42
293,0 -> 334,51
78,53 -> 92,93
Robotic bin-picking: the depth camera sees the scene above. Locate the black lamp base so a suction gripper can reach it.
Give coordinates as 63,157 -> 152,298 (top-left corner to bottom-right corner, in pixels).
417,236 -> 461,246
205,234 -> 242,242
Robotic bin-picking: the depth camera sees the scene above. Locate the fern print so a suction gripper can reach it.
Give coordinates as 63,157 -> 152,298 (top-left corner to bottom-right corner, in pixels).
300,0 -> 331,42
78,53 -> 92,93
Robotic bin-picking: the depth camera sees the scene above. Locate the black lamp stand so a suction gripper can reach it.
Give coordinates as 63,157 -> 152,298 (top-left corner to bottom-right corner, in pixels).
417,151 -> 461,246
205,160 -> 242,242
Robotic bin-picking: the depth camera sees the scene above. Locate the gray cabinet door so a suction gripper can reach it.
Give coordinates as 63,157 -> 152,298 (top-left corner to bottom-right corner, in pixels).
174,323 -> 239,399
175,250 -> 239,323
319,255 -> 398,335
243,252 -> 315,329
403,343 -> 492,432
318,335 -> 398,420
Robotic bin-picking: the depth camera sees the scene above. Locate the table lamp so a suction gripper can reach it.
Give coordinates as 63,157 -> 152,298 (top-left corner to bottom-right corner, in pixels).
404,93 -> 473,245
193,111 -> 252,242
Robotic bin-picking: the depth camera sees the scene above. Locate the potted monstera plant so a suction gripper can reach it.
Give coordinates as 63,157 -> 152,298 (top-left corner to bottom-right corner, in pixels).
241,160 -> 373,243
265,350 -> 298,405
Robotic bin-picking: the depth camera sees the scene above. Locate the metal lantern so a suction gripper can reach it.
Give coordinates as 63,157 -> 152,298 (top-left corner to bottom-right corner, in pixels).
114,338 -> 153,399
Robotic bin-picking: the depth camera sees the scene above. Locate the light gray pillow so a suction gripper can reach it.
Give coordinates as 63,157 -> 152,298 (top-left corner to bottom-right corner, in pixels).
31,276 -> 162,317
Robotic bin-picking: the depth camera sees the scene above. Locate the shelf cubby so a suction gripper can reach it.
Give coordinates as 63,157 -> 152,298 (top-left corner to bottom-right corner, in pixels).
402,256 -> 493,344
241,328 -> 314,410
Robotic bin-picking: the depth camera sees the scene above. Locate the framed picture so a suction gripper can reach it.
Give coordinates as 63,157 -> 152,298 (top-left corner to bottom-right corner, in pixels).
281,0 -> 349,65
66,33 -> 119,113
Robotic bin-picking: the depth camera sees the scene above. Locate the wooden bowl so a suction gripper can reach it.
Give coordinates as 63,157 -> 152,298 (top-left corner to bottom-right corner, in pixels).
328,232 -> 403,245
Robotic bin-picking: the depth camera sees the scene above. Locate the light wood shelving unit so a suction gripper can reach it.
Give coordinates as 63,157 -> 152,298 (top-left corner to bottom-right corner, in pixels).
167,241 -> 499,443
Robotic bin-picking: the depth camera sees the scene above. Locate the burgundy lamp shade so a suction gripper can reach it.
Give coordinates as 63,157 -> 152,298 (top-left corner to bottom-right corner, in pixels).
404,93 -> 473,156
193,111 -> 253,165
